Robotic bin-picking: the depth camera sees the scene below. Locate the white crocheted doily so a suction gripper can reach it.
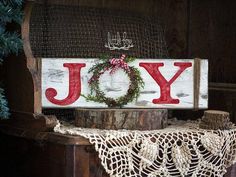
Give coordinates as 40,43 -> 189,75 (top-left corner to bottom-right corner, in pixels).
54,119 -> 236,177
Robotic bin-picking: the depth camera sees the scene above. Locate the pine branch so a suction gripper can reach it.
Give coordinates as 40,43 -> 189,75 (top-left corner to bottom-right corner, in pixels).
0,2 -> 23,24
1,0 -> 23,7
0,0 -> 23,63
0,0 -> 23,119
0,87 -> 10,119
0,30 -> 22,64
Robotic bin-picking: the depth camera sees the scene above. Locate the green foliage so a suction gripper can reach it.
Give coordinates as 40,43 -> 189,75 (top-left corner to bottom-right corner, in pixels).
0,0 -> 23,119
0,3 -> 23,24
124,56 -> 136,63
1,0 -> 23,7
0,88 -> 10,119
0,0 -> 23,64
0,30 -> 22,62
83,56 -> 145,107
98,54 -> 111,62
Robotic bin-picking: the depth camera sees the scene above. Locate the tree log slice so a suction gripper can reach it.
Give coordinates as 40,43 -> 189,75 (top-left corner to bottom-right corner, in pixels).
199,110 -> 233,130
74,109 -> 168,130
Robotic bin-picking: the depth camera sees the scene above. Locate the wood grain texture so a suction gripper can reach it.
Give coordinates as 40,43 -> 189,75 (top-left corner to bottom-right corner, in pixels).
199,110 -> 233,130
75,146 -> 90,177
0,112 -> 57,131
75,109 -> 167,130
0,124 -> 91,145
154,0 -> 188,58
188,0 -> 236,83
22,1 -> 42,113
4,55 -> 35,113
208,87 -> 236,124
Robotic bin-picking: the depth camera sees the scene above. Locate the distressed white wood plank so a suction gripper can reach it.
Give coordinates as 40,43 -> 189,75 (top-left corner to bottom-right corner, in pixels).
41,58 -> 208,109
198,59 -> 208,109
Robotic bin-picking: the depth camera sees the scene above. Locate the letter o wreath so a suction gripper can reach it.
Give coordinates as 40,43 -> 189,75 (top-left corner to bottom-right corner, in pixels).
85,58 -> 144,107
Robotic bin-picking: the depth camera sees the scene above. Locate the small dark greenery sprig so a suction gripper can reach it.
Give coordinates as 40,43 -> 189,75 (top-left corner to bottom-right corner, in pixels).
83,55 -> 144,107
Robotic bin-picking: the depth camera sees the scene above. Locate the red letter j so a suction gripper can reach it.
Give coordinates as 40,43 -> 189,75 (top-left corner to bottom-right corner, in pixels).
45,63 -> 86,106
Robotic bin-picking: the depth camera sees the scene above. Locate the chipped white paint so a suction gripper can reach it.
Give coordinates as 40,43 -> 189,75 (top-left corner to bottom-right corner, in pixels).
42,58 -> 208,109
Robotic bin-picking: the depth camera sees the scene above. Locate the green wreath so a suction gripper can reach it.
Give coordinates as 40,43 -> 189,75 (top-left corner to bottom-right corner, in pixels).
84,55 -> 144,107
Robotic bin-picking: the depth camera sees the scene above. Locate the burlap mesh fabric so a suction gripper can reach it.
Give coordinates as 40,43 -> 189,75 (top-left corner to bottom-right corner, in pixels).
30,1 -> 168,59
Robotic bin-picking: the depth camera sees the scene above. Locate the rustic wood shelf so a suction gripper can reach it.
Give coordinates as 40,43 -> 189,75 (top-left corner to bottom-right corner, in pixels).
0,124 -> 91,146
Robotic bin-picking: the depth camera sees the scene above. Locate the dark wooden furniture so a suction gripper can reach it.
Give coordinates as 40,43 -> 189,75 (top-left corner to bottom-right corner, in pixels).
1,0 -> 236,177
1,126 -> 236,177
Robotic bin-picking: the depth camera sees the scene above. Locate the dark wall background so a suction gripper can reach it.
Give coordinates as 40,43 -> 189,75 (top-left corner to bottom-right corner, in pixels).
188,0 -> 236,83
167,0 -> 236,121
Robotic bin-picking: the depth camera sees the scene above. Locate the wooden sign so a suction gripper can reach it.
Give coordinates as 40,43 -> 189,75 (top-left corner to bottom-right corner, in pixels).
42,58 -> 208,109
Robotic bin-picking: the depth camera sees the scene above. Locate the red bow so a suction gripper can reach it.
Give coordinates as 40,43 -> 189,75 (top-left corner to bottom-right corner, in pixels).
109,54 -> 130,74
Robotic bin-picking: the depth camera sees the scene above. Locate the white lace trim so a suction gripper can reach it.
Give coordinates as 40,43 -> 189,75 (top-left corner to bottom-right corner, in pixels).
54,119 -> 236,177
